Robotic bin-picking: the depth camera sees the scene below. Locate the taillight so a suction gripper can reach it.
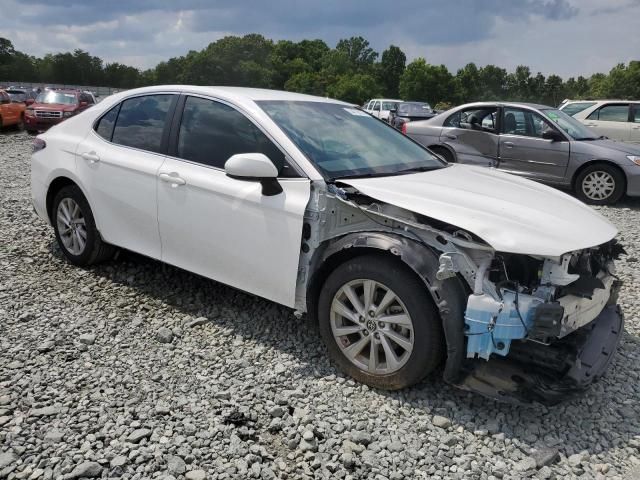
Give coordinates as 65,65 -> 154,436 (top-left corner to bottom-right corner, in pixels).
401,122 -> 407,134
33,138 -> 46,152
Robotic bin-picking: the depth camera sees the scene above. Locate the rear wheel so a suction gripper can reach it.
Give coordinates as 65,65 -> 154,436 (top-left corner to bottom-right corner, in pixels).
52,185 -> 115,266
318,255 -> 444,390
431,146 -> 455,163
575,164 -> 625,205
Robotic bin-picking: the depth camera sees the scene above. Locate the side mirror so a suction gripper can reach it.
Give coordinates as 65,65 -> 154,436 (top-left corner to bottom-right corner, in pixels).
390,108 -> 397,114
542,129 -> 564,142
224,153 -> 282,196
25,99 -> 34,106
79,101 -> 88,107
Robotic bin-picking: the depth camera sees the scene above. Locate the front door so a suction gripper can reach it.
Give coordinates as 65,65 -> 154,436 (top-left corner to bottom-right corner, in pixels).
157,95 -> 310,307
583,103 -> 631,142
498,107 -> 570,183
75,93 -> 178,259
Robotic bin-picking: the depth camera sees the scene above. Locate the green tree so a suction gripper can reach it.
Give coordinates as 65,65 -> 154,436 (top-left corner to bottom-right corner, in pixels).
399,58 -> 455,105
335,36 -> 378,72
456,63 -> 480,103
377,45 -> 406,98
326,73 -> 382,104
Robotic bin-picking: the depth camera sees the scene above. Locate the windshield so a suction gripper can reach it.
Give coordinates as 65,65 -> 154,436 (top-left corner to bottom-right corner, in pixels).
35,91 -> 78,105
559,102 -> 596,117
258,100 -> 445,180
398,103 -> 432,115
6,91 -> 26,102
543,108 -> 598,140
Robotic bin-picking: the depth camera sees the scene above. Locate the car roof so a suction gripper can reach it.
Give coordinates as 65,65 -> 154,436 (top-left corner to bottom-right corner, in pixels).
456,101 -> 553,110
113,85 -> 350,105
562,99 -> 640,104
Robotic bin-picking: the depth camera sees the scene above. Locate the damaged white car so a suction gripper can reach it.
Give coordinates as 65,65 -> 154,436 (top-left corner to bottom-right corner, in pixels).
30,86 -> 624,404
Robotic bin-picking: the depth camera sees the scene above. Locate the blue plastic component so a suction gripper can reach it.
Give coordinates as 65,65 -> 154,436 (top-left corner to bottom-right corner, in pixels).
464,291 -> 541,360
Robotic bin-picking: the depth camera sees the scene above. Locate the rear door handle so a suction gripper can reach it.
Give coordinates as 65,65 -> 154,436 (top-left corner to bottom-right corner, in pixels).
585,123 -> 597,127
445,134 -> 457,140
503,141 -> 514,148
159,172 -> 186,187
80,151 -> 100,163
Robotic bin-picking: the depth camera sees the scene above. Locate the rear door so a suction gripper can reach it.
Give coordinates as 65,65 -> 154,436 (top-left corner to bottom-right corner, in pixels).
439,105 -> 499,166
75,93 -> 178,259
497,107 -> 570,182
156,95 -> 310,307
583,103 -> 631,141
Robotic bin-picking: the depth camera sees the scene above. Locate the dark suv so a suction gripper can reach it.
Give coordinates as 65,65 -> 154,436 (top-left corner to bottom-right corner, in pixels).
25,89 -> 95,133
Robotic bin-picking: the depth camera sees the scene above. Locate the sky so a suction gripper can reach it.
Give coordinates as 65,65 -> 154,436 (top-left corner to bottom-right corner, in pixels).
1,0 -> 639,78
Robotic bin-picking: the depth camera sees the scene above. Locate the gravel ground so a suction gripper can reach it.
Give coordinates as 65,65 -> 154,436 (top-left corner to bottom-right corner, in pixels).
1,131 -> 639,480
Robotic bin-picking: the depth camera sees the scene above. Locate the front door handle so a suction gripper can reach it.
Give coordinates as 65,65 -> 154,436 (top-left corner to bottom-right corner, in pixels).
445,134 -> 457,140
503,141 -> 514,148
80,151 -> 100,163
632,126 -> 640,130
585,123 -> 597,127
159,172 -> 186,187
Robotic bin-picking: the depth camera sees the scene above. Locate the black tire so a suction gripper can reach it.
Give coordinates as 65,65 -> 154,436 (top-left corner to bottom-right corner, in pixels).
575,163 -> 625,205
52,185 -> 115,266
318,254 -> 444,390
431,146 -> 455,163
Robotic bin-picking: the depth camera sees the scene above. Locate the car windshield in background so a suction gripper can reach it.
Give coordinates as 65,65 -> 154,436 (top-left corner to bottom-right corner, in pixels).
6,91 -> 26,102
543,108 -> 598,140
560,102 -> 596,116
35,92 -> 78,105
398,103 -> 432,115
259,101 -> 445,180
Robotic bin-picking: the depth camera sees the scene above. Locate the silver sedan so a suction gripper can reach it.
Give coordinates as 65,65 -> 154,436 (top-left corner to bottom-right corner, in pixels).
405,101 -> 640,204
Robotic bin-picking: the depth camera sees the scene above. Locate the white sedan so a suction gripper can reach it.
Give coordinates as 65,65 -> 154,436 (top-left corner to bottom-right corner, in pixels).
31,85 -> 624,404
561,100 -> 640,143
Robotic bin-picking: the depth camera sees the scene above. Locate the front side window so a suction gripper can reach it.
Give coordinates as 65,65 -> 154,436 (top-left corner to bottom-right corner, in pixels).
634,105 -> 640,123
177,96 -> 293,175
445,107 -> 498,133
111,95 -> 174,153
372,101 -> 381,111
560,102 -> 596,116
587,104 -> 629,122
94,104 -> 120,141
501,108 -> 550,138
381,101 -> 399,111
258,100 -> 444,180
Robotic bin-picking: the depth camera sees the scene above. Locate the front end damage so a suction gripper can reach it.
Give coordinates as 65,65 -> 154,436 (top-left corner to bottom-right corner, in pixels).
298,181 -> 624,405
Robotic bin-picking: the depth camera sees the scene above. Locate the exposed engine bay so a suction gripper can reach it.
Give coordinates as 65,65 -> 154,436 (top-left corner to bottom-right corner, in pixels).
297,181 -> 625,404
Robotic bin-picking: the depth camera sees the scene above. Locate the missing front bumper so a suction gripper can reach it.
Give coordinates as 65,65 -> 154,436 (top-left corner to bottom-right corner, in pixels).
451,304 -> 624,405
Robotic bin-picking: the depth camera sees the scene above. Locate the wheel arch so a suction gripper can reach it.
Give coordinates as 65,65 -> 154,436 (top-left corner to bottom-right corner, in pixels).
306,232 -> 468,383
428,144 -> 457,163
571,160 -> 627,191
45,176 -> 95,224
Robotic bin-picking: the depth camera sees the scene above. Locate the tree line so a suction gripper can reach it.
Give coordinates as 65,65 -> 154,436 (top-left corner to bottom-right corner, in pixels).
1,35 -> 639,108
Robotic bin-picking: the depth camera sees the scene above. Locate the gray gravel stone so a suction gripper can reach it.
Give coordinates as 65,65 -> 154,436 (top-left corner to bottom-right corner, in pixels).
1,133 -> 640,480
185,470 -> 206,480
78,333 -> 96,345
156,327 -> 174,343
126,427 -> 152,443
68,461 -> 102,478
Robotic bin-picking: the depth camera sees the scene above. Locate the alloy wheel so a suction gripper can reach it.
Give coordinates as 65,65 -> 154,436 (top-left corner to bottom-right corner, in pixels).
330,279 -> 414,375
56,197 -> 87,255
582,171 -> 615,201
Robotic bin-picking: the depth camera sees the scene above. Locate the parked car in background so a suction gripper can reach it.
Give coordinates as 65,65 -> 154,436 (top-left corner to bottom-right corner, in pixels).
405,101 -> 640,204
560,100 -> 640,144
31,85 -> 624,404
364,98 -> 402,122
389,102 -> 436,130
6,88 -> 38,105
0,89 -> 26,130
25,89 -> 95,133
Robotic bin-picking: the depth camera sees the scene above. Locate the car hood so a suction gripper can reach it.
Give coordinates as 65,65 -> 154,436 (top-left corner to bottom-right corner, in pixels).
338,164 -> 617,258
573,138 -> 640,156
31,103 -> 77,111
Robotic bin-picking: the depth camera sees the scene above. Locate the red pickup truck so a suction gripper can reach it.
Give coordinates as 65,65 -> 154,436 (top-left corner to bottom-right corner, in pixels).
24,89 -> 95,133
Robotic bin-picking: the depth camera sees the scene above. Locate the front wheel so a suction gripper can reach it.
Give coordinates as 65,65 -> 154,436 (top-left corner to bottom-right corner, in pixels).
318,255 -> 444,390
52,185 -> 115,266
575,164 -> 625,205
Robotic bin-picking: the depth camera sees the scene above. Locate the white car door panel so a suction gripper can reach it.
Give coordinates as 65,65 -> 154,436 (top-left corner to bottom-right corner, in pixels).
157,159 -> 310,307
75,133 -> 165,259
583,103 -> 631,141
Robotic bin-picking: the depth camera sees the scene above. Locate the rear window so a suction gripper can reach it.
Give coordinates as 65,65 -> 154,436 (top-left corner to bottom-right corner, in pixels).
111,95 -> 175,153
94,104 -> 121,141
560,102 -> 596,116
587,104 -> 629,122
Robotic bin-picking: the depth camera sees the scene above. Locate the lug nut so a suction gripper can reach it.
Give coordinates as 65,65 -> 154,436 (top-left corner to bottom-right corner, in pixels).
374,332 -> 380,339
363,330 -> 369,336
378,321 -> 385,328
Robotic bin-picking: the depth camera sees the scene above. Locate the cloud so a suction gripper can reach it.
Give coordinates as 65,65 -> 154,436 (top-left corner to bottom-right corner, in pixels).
0,0 -> 636,77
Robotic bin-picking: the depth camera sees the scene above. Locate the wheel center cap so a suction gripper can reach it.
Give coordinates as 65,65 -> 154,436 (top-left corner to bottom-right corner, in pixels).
366,319 -> 377,331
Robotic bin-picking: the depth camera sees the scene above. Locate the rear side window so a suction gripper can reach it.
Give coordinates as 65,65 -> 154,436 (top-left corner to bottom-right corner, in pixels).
445,107 -> 498,132
94,105 -> 120,141
634,105 -> 640,123
587,104 -> 629,122
111,94 -> 174,153
176,96 -> 295,176
560,102 -> 596,116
